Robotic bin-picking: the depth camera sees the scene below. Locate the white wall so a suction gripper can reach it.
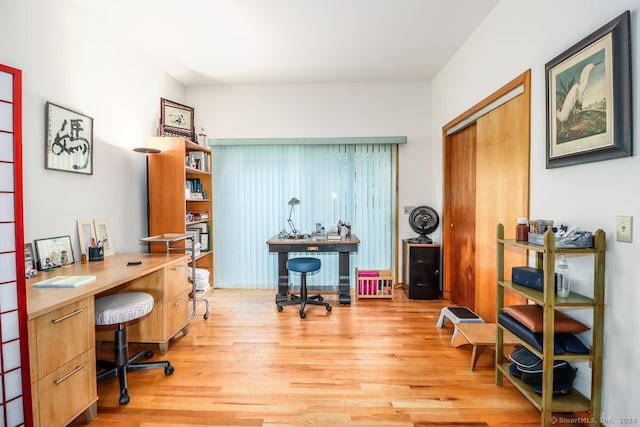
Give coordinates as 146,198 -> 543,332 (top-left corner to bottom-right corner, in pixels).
0,0 -> 185,257
431,0 -> 639,420
187,82 -> 433,243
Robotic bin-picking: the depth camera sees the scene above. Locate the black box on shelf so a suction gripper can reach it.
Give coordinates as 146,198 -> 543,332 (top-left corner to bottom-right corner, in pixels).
511,266 -> 547,291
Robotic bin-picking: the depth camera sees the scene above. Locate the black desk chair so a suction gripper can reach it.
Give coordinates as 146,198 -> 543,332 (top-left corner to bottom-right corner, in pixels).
276,257 -> 332,318
95,292 -> 174,404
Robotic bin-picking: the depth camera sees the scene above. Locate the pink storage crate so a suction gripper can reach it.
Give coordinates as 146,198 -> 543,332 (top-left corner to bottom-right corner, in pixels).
356,269 -> 394,299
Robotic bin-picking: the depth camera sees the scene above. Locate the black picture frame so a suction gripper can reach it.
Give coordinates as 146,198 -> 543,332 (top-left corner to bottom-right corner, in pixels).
34,235 -> 75,270
24,243 -> 37,278
160,98 -> 196,142
545,11 -> 632,169
45,102 -> 94,174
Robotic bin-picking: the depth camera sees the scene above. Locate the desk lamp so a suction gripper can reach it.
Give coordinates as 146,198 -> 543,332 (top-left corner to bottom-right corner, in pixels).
287,197 -> 301,239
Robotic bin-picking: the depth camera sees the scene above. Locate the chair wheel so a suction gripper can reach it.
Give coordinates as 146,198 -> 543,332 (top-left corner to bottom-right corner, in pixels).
165,365 -> 174,375
143,349 -> 154,359
119,392 -> 130,405
326,305 -> 332,312
277,305 -> 283,312
318,296 -> 324,301
300,311 -> 306,319
203,312 -> 209,320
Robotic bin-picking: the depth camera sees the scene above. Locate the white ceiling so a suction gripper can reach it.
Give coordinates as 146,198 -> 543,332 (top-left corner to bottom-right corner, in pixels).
79,0 -> 498,87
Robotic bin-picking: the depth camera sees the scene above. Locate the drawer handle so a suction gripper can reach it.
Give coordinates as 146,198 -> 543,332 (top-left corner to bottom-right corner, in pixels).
307,246 -> 319,251
54,364 -> 85,385
171,265 -> 186,270
51,309 -> 83,324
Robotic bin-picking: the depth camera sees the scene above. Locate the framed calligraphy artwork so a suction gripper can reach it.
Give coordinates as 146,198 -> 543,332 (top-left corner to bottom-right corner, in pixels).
45,102 -> 94,174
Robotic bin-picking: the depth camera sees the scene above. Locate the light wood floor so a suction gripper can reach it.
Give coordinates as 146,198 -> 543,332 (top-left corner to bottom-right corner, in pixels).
69,288 -> 576,426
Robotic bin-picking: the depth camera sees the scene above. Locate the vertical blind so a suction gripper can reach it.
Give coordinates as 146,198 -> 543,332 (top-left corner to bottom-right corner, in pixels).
212,143 -> 395,289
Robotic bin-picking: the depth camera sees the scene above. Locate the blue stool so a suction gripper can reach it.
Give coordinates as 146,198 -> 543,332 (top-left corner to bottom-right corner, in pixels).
95,292 -> 174,405
277,257 -> 331,318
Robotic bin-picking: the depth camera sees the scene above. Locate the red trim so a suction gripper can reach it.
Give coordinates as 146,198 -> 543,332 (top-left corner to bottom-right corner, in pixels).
0,63 -> 33,427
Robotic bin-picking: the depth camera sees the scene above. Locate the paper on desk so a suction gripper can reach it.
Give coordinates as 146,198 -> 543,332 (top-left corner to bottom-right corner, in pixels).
33,275 -> 97,288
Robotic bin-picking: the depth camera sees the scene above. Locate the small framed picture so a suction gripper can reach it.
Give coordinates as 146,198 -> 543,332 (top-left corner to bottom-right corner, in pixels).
24,243 -> 37,277
45,102 -> 94,174
200,232 -> 210,251
160,98 -> 195,142
93,218 -> 114,256
34,235 -> 75,270
77,218 -> 97,255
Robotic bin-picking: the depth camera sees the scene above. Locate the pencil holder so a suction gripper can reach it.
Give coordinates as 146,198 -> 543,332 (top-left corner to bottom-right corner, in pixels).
88,247 -> 104,261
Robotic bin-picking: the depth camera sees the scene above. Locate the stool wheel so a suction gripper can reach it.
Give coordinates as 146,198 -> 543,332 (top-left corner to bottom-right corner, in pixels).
277,305 -> 283,312
165,365 -> 174,375
326,305 -> 332,312
119,393 -> 130,405
299,310 -> 306,319
143,349 -> 154,359
318,296 -> 324,302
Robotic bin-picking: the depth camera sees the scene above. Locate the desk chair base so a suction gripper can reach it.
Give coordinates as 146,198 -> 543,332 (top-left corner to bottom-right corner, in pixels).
97,325 -> 174,405
277,293 -> 332,319
277,276 -> 331,319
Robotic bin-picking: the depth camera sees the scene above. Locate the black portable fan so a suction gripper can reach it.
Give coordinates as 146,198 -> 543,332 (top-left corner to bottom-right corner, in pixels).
408,206 -> 439,243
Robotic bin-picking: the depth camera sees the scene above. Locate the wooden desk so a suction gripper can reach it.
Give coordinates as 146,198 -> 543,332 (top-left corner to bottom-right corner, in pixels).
266,235 -> 360,305
26,252 -> 190,427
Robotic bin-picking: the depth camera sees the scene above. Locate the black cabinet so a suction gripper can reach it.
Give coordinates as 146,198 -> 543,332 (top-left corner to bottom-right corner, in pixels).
402,241 -> 440,300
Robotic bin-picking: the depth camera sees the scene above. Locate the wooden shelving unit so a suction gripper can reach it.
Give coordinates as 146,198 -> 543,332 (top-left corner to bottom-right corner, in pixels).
495,223 -> 605,427
147,137 -> 214,317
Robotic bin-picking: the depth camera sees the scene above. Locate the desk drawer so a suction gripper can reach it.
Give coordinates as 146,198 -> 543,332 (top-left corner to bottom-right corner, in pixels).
165,259 -> 189,301
36,348 -> 97,427
165,291 -> 189,337
32,298 -> 93,378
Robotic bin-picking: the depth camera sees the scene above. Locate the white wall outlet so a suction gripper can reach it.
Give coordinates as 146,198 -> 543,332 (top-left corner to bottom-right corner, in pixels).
403,206 -> 415,215
616,216 -> 633,243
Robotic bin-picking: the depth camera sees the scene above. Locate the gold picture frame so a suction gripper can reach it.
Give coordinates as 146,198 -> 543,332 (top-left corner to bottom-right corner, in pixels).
160,98 -> 195,142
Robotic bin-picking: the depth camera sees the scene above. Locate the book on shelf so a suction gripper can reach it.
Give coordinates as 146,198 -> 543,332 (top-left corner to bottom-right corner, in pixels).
33,275 -> 97,288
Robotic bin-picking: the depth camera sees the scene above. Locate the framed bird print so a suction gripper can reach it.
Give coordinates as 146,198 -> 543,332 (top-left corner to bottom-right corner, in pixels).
545,11 -> 631,168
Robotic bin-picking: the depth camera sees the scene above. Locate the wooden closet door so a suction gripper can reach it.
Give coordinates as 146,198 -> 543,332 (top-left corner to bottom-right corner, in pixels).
447,124 -> 477,309
443,70 -> 530,322
474,89 -> 530,322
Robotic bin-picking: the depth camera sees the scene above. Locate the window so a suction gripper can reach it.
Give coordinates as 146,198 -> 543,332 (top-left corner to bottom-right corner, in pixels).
212,143 -> 396,289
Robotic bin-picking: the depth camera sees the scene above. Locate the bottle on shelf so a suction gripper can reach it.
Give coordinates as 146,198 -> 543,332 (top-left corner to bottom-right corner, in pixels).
556,254 -> 570,297
516,217 -> 529,242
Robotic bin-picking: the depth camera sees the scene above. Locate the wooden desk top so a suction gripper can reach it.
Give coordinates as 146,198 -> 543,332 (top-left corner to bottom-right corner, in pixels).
266,234 -> 360,245
26,253 -> 189,319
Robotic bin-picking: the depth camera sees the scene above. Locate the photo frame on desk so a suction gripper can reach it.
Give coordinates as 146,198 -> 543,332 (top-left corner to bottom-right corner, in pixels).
545,11 -> 632,168
77,218 -> 97,255
93,218 -> 114,256
34,235 -> 74,270
24,243 -> 37,278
